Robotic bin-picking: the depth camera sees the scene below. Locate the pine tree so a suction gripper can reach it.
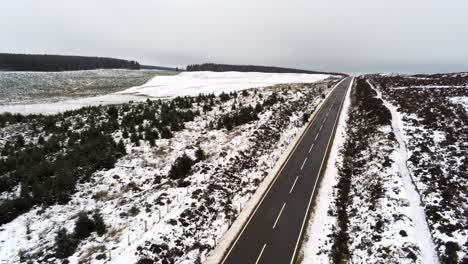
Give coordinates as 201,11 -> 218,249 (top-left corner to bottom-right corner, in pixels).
93,210 -> 106,236
117,139 -> 126,155
195,255 -> 202,264
195,147 -> 206,161
55,227 -> 78,258
130,133 -> 140,146
107,106 -> 118,120
122,129 -> 129,139
74,211 -> 95,239
302,113 -> 310,124
160,127 -> 173,139
254,103 -> 263,113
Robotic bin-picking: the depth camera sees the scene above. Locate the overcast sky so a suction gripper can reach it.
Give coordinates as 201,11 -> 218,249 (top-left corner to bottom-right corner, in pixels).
2,0 -> 467,74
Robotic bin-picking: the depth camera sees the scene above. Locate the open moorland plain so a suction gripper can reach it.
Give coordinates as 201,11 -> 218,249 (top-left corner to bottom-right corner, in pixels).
0,69 -> 170,106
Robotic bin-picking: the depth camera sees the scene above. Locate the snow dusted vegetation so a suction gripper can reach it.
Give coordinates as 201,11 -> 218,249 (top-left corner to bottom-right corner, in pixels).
0,71 -> 337,263
0,69 -> 165,105
301,74 -> 466,264
369,73 -> 468,263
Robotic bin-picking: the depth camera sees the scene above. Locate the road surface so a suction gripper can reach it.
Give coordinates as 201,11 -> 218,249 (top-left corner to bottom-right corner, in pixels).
221,76 -> 353,264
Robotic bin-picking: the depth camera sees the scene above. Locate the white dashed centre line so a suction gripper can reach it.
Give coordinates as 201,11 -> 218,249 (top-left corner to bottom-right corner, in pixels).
255,244 -> 267,264
300,157 -> 308,170
315,133 -> 319,140
273,203 -> 286,229
308,143 -> 314,153
319,124 -> 323,131
290,176 -> 299,194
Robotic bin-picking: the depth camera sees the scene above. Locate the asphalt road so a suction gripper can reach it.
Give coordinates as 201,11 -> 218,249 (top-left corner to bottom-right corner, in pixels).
221,77 -> 353,264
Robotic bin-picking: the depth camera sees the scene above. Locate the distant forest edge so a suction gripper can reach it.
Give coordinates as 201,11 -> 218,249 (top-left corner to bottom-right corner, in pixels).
186,63 -> 347,76
0,53 -> 140,71
140,64 -> 180,71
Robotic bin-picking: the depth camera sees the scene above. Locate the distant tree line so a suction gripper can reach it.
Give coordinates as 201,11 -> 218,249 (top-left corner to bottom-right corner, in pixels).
186,63 -> 346,76
0,53 -> 140,71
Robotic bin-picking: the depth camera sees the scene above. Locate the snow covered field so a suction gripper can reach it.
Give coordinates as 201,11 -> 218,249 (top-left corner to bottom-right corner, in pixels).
0,71 -> 330,115
118,71 -> 330,97
0,73 -> 337,263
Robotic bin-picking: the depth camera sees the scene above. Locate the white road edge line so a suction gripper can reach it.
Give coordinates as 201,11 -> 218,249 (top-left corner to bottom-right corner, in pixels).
255,244 -> 267,264
289,77 -> 354,264
308,143 -> 314,153
300,157 -> 308,170
273,203 -> 287,229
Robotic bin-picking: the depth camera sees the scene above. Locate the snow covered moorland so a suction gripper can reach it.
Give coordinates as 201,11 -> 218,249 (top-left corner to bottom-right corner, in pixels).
369,73 -> 468,263
0,71 -> 330,115
0,75 -> 338,263
301,74 -> 466,264
0,69 -> 165,106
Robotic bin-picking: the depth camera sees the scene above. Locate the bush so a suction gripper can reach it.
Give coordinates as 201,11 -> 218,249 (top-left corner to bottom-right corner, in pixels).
168,154 -> 194,179
302,113 -> 310,124
217,106 -> 259,130
129,206 -> 140,217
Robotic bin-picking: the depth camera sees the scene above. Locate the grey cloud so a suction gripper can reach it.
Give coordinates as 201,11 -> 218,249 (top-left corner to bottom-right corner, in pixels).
1,0 -> 467,74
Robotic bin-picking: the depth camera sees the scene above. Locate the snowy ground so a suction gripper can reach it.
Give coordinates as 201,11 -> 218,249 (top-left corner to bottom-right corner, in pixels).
369,73 -> 467,263
118,71 -> 330,97
0,71 -> 329,115
372,81 -> 439,264
0,75 -> 338,264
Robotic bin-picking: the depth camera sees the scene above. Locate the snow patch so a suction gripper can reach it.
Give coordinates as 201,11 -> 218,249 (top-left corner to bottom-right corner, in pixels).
118,71 -> 330,97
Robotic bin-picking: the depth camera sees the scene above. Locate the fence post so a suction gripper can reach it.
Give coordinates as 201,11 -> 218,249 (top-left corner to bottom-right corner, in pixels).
144,220 -> 147,232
